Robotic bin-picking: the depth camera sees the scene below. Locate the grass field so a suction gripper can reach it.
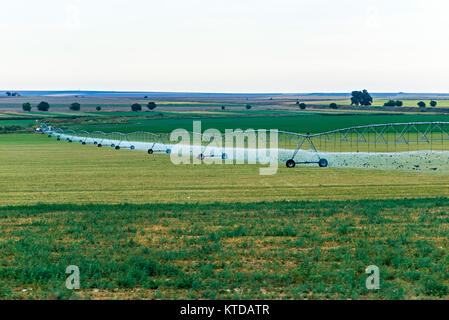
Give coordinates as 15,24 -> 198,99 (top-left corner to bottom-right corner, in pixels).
2,199 -> 449,299
2,134 -> 449,205
2,107 -> 449,299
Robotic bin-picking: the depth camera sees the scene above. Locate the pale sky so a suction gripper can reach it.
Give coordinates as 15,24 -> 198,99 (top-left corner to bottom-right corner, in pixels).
1,0 -> 449,93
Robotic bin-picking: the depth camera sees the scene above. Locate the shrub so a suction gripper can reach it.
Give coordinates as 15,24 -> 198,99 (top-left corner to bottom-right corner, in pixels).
417,101 -> 426,108
221,106 -> 225,110
299,103 -> 306,110
383,100 -> 397,107
147,102 -> 157,110
22,102 -> 32,112
69,102 -> 81,111
96,106 -> 102,111
245,104 -> 252,110
430,100 -> 437,107
131,103 -> 142,112
383,100 -> 403,107
37,101 -> 50,111
329,103 -> 338,109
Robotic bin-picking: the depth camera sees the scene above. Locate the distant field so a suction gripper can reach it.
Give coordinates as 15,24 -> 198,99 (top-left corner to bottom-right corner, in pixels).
66,113 -> 449,134
0,120 -> 37,127
371,99 -> 449,108
306,99 -> 449,108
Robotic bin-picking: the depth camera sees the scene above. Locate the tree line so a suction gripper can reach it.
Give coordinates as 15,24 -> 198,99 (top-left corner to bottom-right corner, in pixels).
21,101 -> 158,112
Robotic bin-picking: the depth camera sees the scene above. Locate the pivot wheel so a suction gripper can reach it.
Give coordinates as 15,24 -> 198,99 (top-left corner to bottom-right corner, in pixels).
148,149 -> 154,154
286,159 -> 296,168
318,158 -> 328,167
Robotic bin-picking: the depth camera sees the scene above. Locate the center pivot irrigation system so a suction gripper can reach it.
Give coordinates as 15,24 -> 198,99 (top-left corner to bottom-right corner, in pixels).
37,122 -> 449,168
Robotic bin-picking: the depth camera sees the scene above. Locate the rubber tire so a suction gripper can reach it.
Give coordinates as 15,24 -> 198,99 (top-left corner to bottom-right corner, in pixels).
130,145 -> 135,150
286,159 -> 296,168
94,141 -> 97,145
111,144 -> 115,148
148,149 -> 154,154
318,158 -> 328,167
68,140 -> 72,143
115,146 -> 120,150
98,144 -> 102,148
82,142 -> 86,145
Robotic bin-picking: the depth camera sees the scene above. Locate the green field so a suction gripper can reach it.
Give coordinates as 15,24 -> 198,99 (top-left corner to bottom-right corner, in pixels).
58,113 -> 449,134
2,198 -> 449,299
2,134 -> 449,205
1,107 -> 449,299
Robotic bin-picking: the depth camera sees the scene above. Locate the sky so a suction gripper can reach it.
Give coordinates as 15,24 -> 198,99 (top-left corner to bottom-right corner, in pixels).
1,0 -> 449,93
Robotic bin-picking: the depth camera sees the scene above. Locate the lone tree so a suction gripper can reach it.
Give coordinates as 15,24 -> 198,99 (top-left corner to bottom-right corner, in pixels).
430,100 -> 437,107
245,104 -> 252,110
298,103 -> 306,110
96,106 -> 102,111
22,102 -> 32,112
131,103 -> 142,112
37,101 -> 50,111
329,103 -> 338,109
417,101 -> 426,108
350,90 -> 373,106
147,102 -> 157,110
69,102 -> 81,111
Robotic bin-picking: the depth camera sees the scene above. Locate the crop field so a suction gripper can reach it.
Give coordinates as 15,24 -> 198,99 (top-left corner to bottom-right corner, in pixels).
2,134 -> 449,206
57,113 -> 449,134
2,198 -> 449,299
1,104 -> 449,299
